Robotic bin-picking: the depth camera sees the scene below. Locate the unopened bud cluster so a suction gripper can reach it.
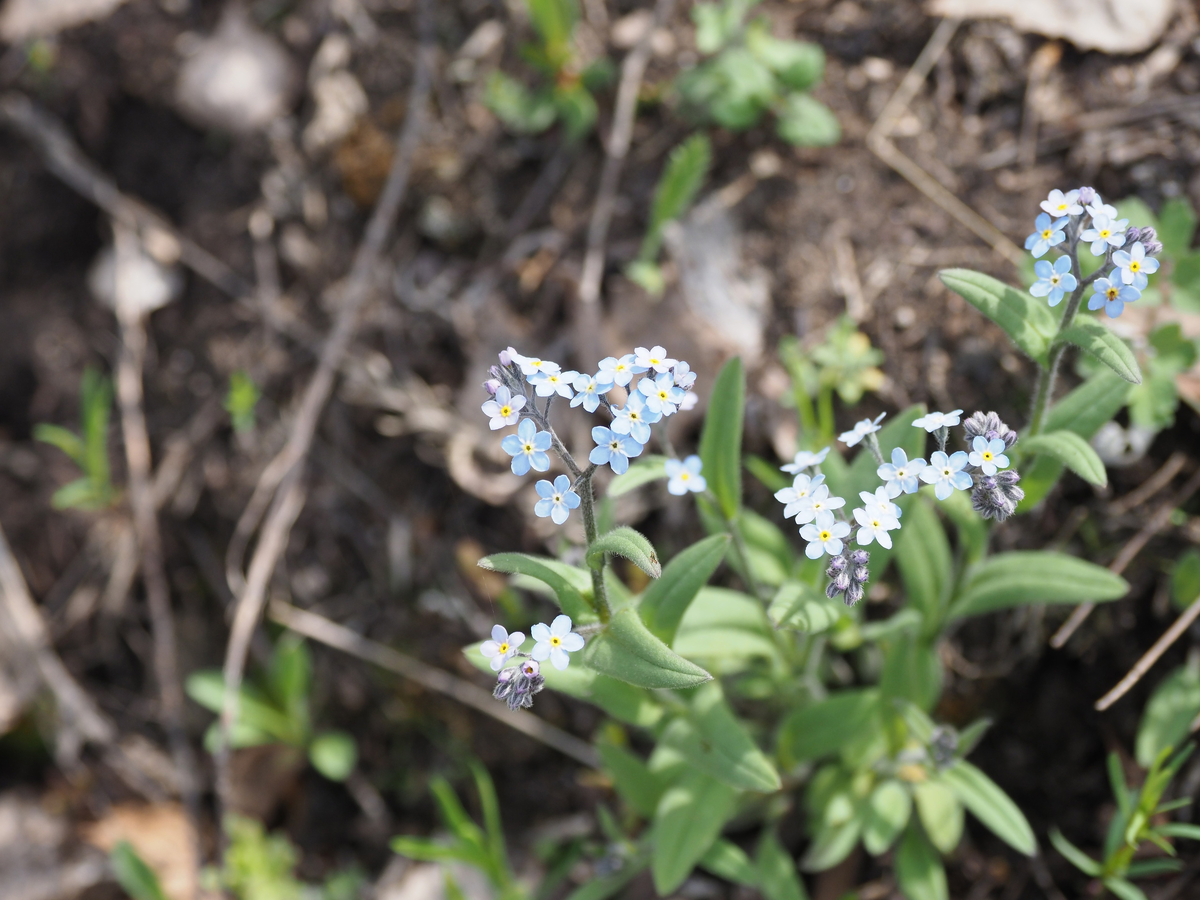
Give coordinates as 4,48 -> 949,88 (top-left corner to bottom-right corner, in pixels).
825,548 -> 870,606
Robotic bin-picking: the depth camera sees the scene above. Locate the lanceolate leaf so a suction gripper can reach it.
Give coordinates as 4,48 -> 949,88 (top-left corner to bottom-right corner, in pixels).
941,761 -> 1037,856
1021,431 -> 1108,486
1057,318 -> 1142,384
479,553 -> 596,622
700,839 -> 759,887
110,842 -> 168,900
777,689 -> 880,766
767,580 -> 846,634
640,534 -> 730,644
895,825 -> 948,900
608,455 -> 669,496
1135,665 -> 1200,767
699,357 -> 745,520
939,269 -> 1055,366
652,771 -> 738,895
584,608 -> 712,689
642,134 -> 712,261
586,527 -> 662,578
914,781 -> 963,855
597,743 -> 667,818
863,780 -> 912,855
756,829 -> 809,900
950,552 -> 1128,619
894,498 -> 952,632
660,682 -> 781,792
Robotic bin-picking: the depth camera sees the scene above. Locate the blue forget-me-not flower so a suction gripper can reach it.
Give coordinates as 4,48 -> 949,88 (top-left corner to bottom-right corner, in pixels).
481,385 -> 525,431
589,426 -> 643,475
534,475 -> 581,524
1088,277 -> 1140,319
666,456 -> 706,495
1113,241 -> 1159,290
782,446 -> 830,474
1024,213 -> 1068,258
1030,255 -> 1078,307
968,436 -> 1010,476
877,447 -> 926,497
502,419 -> 552,475
611,392 -> 661,444
1080,214 -> 1128,256
920,450 -> 972,500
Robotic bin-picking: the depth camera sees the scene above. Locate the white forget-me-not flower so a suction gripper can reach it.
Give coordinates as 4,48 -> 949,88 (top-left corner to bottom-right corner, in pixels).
481,624 -> 525,671
860,487 -> 903,521
1025,213 -> 1068,258
912,409 -> 963,433
793,484 -> 846,524
531,615 -> 584,670
673,361 -> 697,389
800,510 -> 850,559
502,419 -> 552,475
968,436 -> 1009,476
1088,277 -> 1140,319
775,473 -> 826,520
634,345 -> 677,374
877,447 -> 926,497
920,450 -> 972,500
666,456 -> 706,495
534,475 -> 581,524
782,446 -> 830,474
589,426 -> 643,475
1041,189 -> 1083,218
1112,241 -> 1159,290
1080,214 -> 1128,257
531,369 -> 578,399
854,505 -> 900,549
481,385 -> 525,430
1030,256 -> 1078,307
611,392 -> 661,444
597,354 -> 637,387
839,412 -> 886,447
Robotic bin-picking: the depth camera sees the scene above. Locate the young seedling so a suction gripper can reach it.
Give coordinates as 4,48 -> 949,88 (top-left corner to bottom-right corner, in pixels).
225,369 -> 261,434
35,367 -> 118,510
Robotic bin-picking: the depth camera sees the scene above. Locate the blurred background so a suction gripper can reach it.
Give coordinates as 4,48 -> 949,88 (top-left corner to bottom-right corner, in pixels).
1,0 -> 1200,898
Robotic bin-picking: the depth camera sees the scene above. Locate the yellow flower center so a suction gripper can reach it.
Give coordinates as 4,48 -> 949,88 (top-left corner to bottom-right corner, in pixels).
1099,228 -> 1111,238
1107,287 -> 1119,300
872,519 -> 881,528
1042,228 -> 1053,239
630,411 -> 640,421
523,443 -> 533,452
1050,275 -> 1061,285
499,405 -> 511,417
498,642 -> 509,654
658,390 -> 668,400
649,357 -> 661,366
818,530 -> 832,541
942,468 -> 951,476
553,493 -> 562,502
680,472 -> 690,482
1130,261 -> 1141,272
550,636 -> 561,647
982,451 -> 993,461
1055,202 -> 1068,212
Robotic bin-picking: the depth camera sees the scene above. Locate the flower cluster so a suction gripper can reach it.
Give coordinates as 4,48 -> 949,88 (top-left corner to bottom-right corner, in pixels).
481,616 -> 585,709
482,345 -> 703,524
777,409 -> 1025,605
1026,187 -> 1161,319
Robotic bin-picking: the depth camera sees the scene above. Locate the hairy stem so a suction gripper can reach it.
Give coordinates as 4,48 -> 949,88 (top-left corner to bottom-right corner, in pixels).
547,426 -> 610,621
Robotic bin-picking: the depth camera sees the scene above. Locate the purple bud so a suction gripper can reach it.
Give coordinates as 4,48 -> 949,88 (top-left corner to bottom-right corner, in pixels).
849,549 -> 870,566
483,379 -> 500,395
498,349 -> 512,366
996,470 -> 1021,486
1078,186 -> 1097,206
833,572 -> 851,592
852,566 -> 870,584
826,556 -> 847,575
1125,226 -> 1142,245
1145,240 -> 1164,256
1139,227 -> 1158,244
845,583 -> 864,606
826,581 -> 843,600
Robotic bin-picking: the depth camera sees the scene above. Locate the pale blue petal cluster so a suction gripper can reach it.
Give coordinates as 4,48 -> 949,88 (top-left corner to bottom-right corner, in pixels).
501,419 -> 552,475
919,450 -> 972,500
1029,255 -> 1077,307
1024,213 -> 1068,258
877,447 -> 926,497
666,456 -> 706,495
534,475 -> 581,524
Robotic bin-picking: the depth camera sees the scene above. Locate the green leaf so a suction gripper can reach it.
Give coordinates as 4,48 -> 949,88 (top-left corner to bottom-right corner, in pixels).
1158,197 -> 1197,258
1048,828 -> 1101,876
626,260 -> 665,296
1104,878 -> 1150,900
584,608 -> 712,689
737,509 -> 795,588
756,829 -> 808,900
1157,822 -> 1200,841
775,93 -> 840,147
777,689 -> 880,767
859,609 -> 923,643
1171,550 -> 1200,609
1020,431 -> 1108,486
484,73 -> 557,134
185,671 -> 299,745
660,682 -> 781,792
941,761 -> 1036,856
479,553 -> 596,623
894,498 -> 952,632
699,357 -> 745,519
34,423 -> 86,466
587,527 -> 662,579
950,552 -> 1128,618
673,587 -> 779,674
746,454 -> 791,493
934,489 -> 988,566
880,636 -> 942,712
800,814 -> 861,872
863,780 -> 912,855
50,477 -> 106,510
608,455 -> 670,497
555,83 -> 598,141
913,781 -> 963,855
640,535 -> 729,644
641,134 -> 711,262
652,770 -> 738,894
526,0 -> 576,57
1126,858 -> 1185,877
895,825 -> 948,900
1057,317 -> 1142,384
939,269 -> 1055,365
308,731 -> 357,781
1136,666 -> 1200,767
111,841 -> 168,900
767,580 -> 846,634
596,743 -> 666,818
268,635 -> 311,727
746,24 -> 824,91
700,839 -> 759,886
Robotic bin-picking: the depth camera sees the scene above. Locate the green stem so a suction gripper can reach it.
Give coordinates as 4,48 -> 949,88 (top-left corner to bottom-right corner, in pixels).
548,426 -> 610,622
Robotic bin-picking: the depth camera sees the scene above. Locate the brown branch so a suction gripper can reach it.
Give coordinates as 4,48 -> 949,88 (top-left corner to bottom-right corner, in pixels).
0,93 -> 252,299
267,599 -> 600,769
1052,466 -> 1200,650
216,0 -> 435,823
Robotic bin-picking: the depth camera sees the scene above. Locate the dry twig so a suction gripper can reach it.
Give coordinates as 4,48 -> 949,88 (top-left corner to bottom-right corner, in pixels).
0,93 -> 252,299
575,0 -> 677,360
1052,466 -> 1200,649
216,0 -> 435,822
267,600 -> 600,768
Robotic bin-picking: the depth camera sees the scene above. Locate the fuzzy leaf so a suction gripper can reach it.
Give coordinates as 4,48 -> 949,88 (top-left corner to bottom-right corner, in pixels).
895,826 -> 948,900
640,534 -> 729,644
699,357 -> 745,519
587,527 -> 661,578
942,761 -> 1037,856
597,743 -> 666,818
939,269 -> 1055,365
950,552 -> 1128,618
1048,828 -> 1101,876
584,608 -> 712,689
479,553 -> 596,622
1021,431 -> 1108,486
652,771 -> 738,894
483,73 -> 557,134
1158,197 -> 1196,258
746,24 -> 824,91
659,682 -> 781,792
1058,318 -> 1142,384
